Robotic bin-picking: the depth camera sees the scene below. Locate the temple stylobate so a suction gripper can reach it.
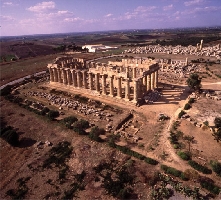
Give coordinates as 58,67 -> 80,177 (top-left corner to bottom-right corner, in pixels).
47,57 -> 160,104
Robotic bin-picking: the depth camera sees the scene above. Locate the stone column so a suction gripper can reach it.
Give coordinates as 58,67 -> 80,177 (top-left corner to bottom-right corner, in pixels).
48,67 -> 54,82
77,71 -> 82,88
82,71 -> 87,89
147,74 -> 151,91
88,72 -> 93,90
132,67 -> 136,79
125,78 -> 130,101
57,68 -> 63,83
102,74 -> 107,95
120,66 -> 123,73
109,76 -> 114,97
62,69 -> 67,85
151,72 -> 155,90
53,68 -> 58,82
133,80 -> 138,103
71,70 -> 77,87
66,69 -> 72,85
95,73 -> 100,92
117,77 -> 122,98
143,75 -> 147,93
154,71 -> 158,88
126,66 -> 129,78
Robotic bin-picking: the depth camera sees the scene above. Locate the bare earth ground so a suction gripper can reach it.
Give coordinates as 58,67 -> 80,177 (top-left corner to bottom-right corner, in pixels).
0,98 -> 161,199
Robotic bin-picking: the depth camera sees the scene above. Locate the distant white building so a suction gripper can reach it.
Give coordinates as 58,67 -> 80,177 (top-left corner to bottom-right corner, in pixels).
82,44 -> 118,53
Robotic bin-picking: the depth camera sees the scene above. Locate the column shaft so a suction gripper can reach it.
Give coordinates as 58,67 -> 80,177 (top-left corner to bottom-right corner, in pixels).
53,68 -> 58,82
147,74 -> 151,91
77,71 -> 82,87
62,69 -> 67,85
109,76 -> 114,97
151,72 -> 155,90
66,69 -> 72,85
71,70 -> 77,87
89,73 -> 93,90
133,67 -> 136,78
154,71 -> 158,88
83,71 -> 87,89
49,67 -> 54,82
57,68 -> 62,83
133,80 -> 138,103
102,75 -> 107,95
125,79 -> 130,100
117,77 -> 122,98
95,73 -> 100,92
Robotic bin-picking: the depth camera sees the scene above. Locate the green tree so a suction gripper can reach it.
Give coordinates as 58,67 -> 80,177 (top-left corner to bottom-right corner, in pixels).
184,135 -> 194,152
72,119 -> 89,135
1,128 -> 19,146
47,110 -> 59,120
212,128 -> 221,143
89,126 -> 105,142
186,73 -> 201,91
213,117 -> 221,142
214,117 -> 221,128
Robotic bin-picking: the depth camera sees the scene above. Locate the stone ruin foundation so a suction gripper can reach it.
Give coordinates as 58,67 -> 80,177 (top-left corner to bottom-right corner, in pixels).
47,57 -> 160,104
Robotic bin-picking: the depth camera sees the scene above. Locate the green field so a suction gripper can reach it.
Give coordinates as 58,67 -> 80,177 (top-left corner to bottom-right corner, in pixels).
0,55 -> 57,86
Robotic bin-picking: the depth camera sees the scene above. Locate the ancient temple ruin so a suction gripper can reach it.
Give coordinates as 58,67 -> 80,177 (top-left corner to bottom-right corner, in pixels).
47,57 -> 160,104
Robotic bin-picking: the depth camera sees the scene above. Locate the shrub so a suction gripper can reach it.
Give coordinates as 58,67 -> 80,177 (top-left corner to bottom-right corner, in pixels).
178,151 -> 191,161
210,160 -> 221,177
214,117 -> 221,128
161,165 -> 180,177
203,121 -> 209,126
47,110 -> 59,120
199,177 -> 220,195
188,160 -> 212,174
144,157 -> 159,165
160,165 -> 188,180
72,119 -> 89,135
89,126 -> 104,142
0,85 -> 13,96
40,107 -> 50,115
184,169 -> 200,180
0,127 -> 19,146
168,132 -> 178,144
178,110 -> 186,118
63,116 -> 78,129
184,103 -> 191,110
188,98 -> 195,104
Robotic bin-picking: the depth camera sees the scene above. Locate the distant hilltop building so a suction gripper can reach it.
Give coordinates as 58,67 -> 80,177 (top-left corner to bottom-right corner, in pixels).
82,44 -> 118,53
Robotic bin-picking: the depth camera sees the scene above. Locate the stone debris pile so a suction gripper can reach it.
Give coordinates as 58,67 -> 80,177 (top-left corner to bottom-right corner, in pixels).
123,44 -> 221,59
144,90 -> 161,104
25,91 -> 114,119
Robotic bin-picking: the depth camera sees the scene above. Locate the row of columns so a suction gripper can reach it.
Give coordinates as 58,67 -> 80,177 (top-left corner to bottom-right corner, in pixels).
48,67 -> 158,103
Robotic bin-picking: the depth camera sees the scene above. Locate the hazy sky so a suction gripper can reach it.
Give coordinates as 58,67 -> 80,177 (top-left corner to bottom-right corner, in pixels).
1,0 -> 221,36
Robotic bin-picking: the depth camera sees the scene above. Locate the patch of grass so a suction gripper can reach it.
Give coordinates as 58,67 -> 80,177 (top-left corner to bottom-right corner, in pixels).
0,55 -> 56,86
